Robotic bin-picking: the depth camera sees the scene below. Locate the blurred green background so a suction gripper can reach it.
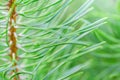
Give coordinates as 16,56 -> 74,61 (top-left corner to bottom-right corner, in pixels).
67,0 -> 120,80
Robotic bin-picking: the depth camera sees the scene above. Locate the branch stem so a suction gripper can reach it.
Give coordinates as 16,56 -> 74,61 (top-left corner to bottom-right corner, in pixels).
8,0 -> 19,80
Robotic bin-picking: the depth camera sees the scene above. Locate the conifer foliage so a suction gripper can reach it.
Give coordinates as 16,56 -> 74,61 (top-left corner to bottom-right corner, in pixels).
0,0 -> 106,80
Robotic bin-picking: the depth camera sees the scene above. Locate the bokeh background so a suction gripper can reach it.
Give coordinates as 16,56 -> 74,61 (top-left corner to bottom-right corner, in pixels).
66,0 -> 120,80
